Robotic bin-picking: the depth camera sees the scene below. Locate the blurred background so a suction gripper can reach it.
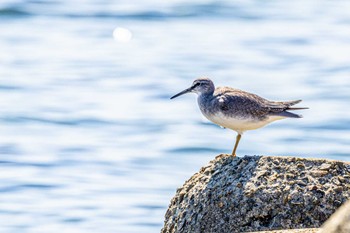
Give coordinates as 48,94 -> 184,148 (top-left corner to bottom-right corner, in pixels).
1,0 -> 350,232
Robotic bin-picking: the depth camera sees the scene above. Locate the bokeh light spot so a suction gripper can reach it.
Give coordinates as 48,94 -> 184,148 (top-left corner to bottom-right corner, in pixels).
113,27 -> 132,43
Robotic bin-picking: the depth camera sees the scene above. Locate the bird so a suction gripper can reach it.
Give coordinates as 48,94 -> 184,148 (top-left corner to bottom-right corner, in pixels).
170,77 -> 308,157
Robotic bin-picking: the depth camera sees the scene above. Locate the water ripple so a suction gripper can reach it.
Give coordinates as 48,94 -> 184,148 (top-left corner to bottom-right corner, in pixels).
0,116 -> 113,127
0,2 -> 268,21
0,184 -> 60,193
0,7 -> 32,17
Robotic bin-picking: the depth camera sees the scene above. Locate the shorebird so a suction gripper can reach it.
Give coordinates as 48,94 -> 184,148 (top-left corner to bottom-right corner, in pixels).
170,78 -> 307,157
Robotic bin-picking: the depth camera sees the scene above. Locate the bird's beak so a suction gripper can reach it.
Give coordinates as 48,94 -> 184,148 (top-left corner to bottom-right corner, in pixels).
170,87 -> 192,99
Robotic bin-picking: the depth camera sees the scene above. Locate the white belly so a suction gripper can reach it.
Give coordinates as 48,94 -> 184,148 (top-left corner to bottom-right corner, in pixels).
204,112 -> 285,134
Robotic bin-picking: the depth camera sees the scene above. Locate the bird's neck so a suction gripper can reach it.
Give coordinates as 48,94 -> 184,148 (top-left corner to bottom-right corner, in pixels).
197,92 -> 213,107
198,91 -> 214,99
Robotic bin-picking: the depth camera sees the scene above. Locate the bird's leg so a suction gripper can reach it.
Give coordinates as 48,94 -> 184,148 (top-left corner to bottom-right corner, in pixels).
231,134 -> 242,157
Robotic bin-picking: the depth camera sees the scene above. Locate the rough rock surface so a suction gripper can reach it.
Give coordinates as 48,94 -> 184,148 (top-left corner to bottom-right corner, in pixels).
319,199 -> 350,233
162,155 -> 350,233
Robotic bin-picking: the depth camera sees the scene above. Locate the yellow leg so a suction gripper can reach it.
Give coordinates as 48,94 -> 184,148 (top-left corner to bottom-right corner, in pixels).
231,134 -> 242,157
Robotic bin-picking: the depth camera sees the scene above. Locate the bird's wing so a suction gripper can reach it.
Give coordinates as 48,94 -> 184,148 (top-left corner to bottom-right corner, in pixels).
214,87 -> 303,118
215,88 -> 271,118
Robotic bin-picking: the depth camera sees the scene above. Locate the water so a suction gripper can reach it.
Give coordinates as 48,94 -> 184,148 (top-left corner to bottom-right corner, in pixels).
1,0 -> 350,232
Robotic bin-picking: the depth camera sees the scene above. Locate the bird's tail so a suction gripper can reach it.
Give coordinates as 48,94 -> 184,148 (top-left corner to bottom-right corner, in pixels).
283,100 -> 309,110
287,107 -> 309,110
284,99 -> 302,106
270,100 -> 308,118
276,111 -> 303,118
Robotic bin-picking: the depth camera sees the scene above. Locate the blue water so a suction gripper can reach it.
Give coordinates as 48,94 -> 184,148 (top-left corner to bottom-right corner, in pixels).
1,0 -> 350,232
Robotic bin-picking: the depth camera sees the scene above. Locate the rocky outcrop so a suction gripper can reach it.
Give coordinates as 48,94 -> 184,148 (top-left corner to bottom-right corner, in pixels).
162,155 -> 350,233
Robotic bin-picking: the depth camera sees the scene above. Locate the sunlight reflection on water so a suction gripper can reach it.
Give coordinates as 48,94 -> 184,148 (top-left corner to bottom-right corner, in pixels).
113,27 -> 132,43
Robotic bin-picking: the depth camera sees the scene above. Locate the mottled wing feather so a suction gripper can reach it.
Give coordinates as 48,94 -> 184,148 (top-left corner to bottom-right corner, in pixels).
214,87 -> 296,118
215,88 -> 270,118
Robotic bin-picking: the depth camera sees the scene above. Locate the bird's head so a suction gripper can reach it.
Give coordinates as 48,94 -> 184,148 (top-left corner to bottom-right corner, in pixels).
170,77 -> 215,99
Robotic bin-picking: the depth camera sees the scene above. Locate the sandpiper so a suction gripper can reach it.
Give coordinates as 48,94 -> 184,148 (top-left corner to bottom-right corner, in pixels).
170,77 -> 308,157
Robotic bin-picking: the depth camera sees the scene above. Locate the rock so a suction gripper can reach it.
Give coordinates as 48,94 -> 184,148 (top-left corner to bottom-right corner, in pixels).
161,155 -> 350,233
319,199 -> 350,233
